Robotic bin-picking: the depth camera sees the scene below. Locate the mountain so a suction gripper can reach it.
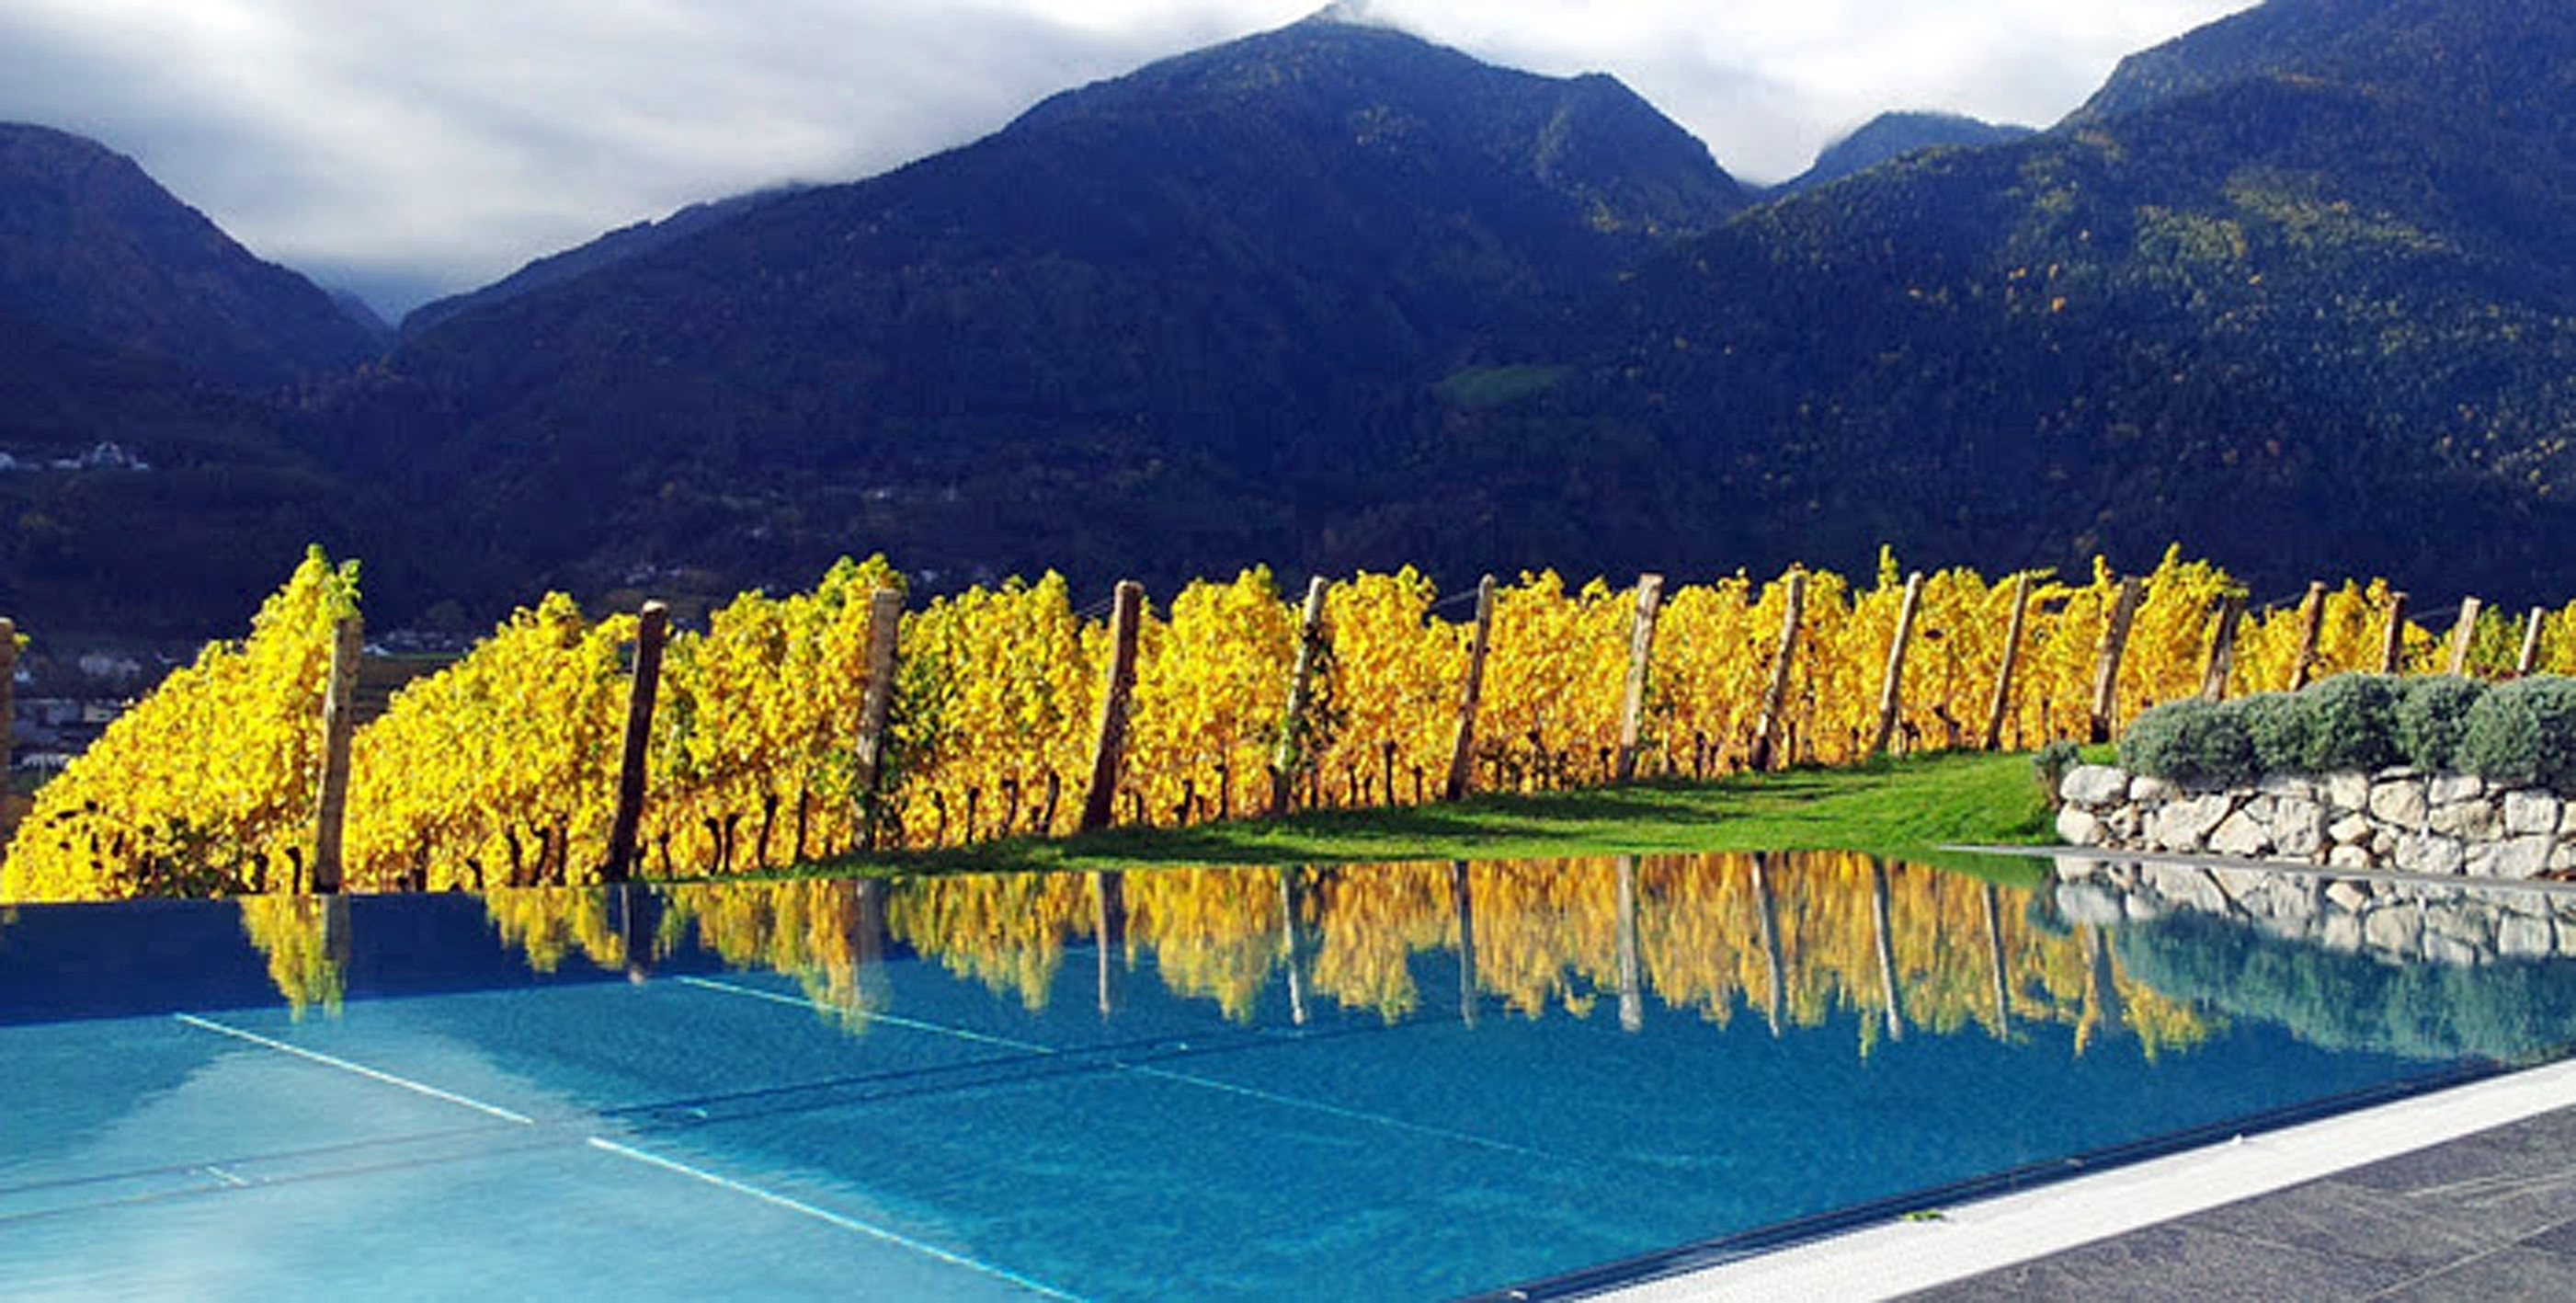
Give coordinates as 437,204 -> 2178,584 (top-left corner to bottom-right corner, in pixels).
1784,112 -> 2033,191
331,12 -> 1749,616
2074,0 -> 2575,166
0,122 -> 382,390
1471,0 -> 2576,600
399,187 -> 806,337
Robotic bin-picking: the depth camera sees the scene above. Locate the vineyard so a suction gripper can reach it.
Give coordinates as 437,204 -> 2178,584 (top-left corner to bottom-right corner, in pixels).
5,546 -> 2573,904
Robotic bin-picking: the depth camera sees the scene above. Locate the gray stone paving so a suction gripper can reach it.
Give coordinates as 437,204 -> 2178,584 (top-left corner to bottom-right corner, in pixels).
1909,1106 -> 2576,1300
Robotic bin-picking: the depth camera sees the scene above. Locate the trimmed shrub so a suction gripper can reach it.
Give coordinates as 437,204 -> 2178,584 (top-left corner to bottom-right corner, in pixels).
2395,675 -> 2488,772
2235,692 -> 2316,776
2459,676 -> 2576,794
2300,673 -> 2400,773
2120,698 -> 2253,785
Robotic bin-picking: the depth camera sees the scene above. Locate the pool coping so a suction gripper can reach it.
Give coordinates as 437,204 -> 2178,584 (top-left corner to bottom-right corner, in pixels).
1593,1054 -> 2576,1300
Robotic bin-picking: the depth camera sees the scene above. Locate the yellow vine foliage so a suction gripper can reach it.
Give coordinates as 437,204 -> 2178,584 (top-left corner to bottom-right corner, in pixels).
3,548 -> 359,901
345,593 -> 636,892
16,544 -> 2571,904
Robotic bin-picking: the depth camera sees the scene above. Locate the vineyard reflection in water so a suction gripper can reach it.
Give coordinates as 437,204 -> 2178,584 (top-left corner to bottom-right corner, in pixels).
221,852 -> 2576,1066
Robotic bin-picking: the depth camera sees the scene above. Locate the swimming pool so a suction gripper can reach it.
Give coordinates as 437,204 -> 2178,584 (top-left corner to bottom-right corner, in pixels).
4,852 -> 2570,1297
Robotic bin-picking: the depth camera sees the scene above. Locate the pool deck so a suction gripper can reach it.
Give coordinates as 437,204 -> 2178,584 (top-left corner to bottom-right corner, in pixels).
1614,1029 -> 2576,1300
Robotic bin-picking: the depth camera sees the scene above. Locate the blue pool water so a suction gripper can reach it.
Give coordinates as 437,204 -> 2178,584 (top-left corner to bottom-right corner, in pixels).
3,852 -> 2571,1297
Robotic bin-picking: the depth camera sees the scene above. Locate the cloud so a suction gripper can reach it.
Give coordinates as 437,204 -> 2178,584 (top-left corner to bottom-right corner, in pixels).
0,1 -> 2255,314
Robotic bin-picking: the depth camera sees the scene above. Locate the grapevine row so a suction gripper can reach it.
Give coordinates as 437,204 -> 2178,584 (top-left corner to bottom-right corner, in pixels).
6,546 -> 2571,902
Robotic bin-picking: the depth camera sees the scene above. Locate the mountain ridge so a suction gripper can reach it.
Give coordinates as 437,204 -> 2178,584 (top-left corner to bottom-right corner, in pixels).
0,121 -> 382,391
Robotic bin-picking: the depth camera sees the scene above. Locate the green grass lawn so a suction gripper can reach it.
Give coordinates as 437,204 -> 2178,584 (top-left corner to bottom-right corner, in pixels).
758,749 -> 2057,884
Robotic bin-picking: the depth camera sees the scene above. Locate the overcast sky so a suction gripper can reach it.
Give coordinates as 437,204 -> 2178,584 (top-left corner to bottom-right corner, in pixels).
0,0 -> 2255,317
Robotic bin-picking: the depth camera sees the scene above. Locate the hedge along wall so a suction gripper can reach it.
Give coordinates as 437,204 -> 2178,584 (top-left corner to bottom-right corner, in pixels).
2055,674 -> 2576,875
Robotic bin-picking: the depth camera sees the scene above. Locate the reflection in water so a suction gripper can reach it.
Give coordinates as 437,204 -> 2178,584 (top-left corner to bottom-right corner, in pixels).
219,852 -> 2576,1065
238,894 -> 349,1018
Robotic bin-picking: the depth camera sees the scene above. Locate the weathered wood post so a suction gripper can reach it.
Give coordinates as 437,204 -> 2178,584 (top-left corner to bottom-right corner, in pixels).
1441,576 -> 1496,802
850,587 -> 904,849
1613,574 -> 1665,783
0,617 -> 16,783
1750,852 -> 1785,1036
2200,591 -> 2245,703
1867,571 -> 1926,758
2445,597 -> 2483,677
1869,857 -> 1905,1043
1749,569 -> 1808,772
1277,865 -> 1314,1026
1079,581 -> 1145,831
604,601 -> 670,882
1978,574 -> 2033,751
2517,607 -> 2547,676
310,611 -> 362,894
1269,577 -> 1331,817
1615,854 -> 1645,1033
1451,860 -> 1479,1028
1980,881 -> 2011,1039
1093,870 -> 1126,1017
2087,577 -> 2144,744
2286,580 -> 2329,692
2379,590 -> 2410,673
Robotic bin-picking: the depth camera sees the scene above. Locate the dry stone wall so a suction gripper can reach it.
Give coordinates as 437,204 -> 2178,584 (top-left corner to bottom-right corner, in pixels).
2056,764 -> 2575,877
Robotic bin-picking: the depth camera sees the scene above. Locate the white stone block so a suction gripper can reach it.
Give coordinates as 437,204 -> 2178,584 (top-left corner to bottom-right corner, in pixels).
2428,800 -> 2499,840
2424,932 -> 2482,967
2150,794 -> 2234,851
2325,772 -> 2372,812
2429,773 -> 2486,805
2497,914 -> 2554,960
2056,806 -> 2103,847
2061,764 -> 2129,807
2369,777 -> 2429,828
2208,810 -> 2273,858
2502,790 -> 2561,837
2493,836 -> 2555,878
2364,907 -> 2420,955
2393,833 -> 2465,875
2129,774 -> 2179,804
2321,910 -> 2364,953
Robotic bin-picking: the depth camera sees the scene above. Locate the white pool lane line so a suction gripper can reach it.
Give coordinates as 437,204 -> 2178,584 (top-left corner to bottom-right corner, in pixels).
672,972 -> 1568,1161
170,1011 -> 1080,1300
174,1013 -> 538,1125
1613,1055 -> 2576,1301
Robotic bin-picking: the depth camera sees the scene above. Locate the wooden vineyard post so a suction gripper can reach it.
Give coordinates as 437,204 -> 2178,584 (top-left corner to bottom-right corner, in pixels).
2200,591 -> 2245,703
2285,581 -> 2329,692
2087,577 -> 2144,744
604,601 -> 669,882
2379,591 -> 2410,673
2517,607 -> 2547,676
1080,581 -> 1145,831
2445,597 -> 2483,676
1749,569 -> 1807,772
1270,577 -> 1331,817
1978,574 -> 2033,751
1441,576 -> 1496,802
0,617 -> 15,784
1615,854 -> 1644,1033
1613,574 -> 1665,783
1868,858 -> 1904,1043
850,587 -> 905,849
1867,571 -> 1926,758
309,611 -> 362,894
